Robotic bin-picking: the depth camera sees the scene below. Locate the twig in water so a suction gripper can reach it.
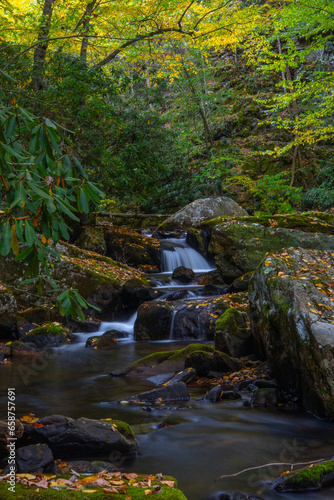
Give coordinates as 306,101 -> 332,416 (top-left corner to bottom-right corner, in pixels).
216,456 -> 334,480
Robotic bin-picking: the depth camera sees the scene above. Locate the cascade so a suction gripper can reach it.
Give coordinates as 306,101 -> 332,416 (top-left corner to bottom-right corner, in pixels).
161,237 -> 213,273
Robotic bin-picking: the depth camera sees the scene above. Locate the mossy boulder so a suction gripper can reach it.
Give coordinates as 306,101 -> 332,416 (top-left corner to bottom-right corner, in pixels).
111,344 -> 215,379
249,247 -> 334,419
0,288 -> 17,340
5,341 -> 42,357
184,350 -> 243,377
208,218 -> 334,284
272,460 -> 334,492
74,227 -> 107,255
19,415 -> 138,463
121,277 -> 162,314
25,323 -> 75,347
0,241 -> 142,317
159,196 -> 248,230
134,301 -> 173,341
215,307 -> 253,357
104,227 -> 161,268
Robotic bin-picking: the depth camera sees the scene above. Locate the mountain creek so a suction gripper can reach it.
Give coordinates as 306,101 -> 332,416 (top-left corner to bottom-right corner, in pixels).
1,207 -> 334,500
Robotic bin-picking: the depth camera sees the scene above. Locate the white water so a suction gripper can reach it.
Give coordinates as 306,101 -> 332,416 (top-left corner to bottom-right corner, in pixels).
161,238 -> 214,273
72,312 -> 137,347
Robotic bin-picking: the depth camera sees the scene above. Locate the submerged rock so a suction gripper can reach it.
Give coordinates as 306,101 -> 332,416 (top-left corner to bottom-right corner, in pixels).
249,247 -> 334,419
86,330 -> 128,348
160,196 -> 248,230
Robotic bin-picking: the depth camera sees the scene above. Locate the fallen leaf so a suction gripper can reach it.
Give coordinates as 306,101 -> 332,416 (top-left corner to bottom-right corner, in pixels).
161,480 -> 175,488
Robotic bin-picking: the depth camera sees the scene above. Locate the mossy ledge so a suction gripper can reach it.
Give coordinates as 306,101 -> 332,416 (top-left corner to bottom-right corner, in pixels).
0,475 -> 188,499
199,211 -> 334,234
273,460 -> 334,492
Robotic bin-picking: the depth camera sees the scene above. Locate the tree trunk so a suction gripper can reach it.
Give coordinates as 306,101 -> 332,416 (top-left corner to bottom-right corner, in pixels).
32,0 -> 56,93
79,1 -> 97,64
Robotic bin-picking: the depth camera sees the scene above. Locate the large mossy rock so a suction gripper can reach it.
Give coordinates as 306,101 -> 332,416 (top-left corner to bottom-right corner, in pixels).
0,241 -> 143,318
200,212 -> 334,284
160,196 -> 248,230
19,415 -> 137,462
249,247 -> 334,419
184,350 -> 243,376
111,344 -> 215,379
215,307 -> 253,357
104,227 -> 161,268
0,288 -> 17,340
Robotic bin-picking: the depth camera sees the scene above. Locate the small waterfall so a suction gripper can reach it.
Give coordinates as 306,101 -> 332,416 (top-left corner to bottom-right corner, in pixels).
169,310 -> 177,340
161,238 -> 213,273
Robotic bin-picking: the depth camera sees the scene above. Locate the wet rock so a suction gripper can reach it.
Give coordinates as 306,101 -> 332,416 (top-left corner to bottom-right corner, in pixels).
86,330 -> 129,348
251,388 -> 279,407
253,379 -> 278,389
15,444 -> 55,473
172,266 -> 195,283
0,289 -> 17,340
215,307 -> 253,357
249,247 -> 334,419
160,196 -> 248,230
57,459 -> 118,474
204,386 -> 241,402
5,341 -> 43,357
20,415 -> 138,462
121,381 -> 190,403
229,273 -> 253,293
104,227 -> 161,268
25,323 -> 75,347
203,284 -> 229,296
163,290 -> 190,301
186,227 -> 211,258
272,460 -> 334,492
0,419 -> 24,458
206,492 -> 264,500
185,350 -> 243,377
165,368 -> 197,386
197,269 -> 228,285
121,277 -> 162,313
134,301 -> 173,341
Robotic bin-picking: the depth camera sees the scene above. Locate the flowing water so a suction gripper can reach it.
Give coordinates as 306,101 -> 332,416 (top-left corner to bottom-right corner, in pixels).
161,238 -> 214,273
1,239 -> 334,500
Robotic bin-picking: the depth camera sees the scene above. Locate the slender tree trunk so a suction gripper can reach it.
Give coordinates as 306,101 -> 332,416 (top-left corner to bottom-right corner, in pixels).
79,0 -> 97,63
285,63 -> 302,186
32,0 -> 56,92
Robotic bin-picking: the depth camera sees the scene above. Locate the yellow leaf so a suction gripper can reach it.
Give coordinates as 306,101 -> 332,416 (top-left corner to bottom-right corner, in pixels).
310,309 -> 319,315
11,224 -> 19,255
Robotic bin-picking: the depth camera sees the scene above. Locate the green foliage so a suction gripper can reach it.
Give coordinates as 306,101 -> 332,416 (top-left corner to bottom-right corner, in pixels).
0,71 -> 104,320
252,174 -> 302,215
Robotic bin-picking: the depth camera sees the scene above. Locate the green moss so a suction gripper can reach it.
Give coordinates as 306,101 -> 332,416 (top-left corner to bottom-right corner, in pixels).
128,344 -> 214,369
200,212 -> 334,234
0,476 -> 188,499
113,420 -> 136,440
27,324 -> 71,338
215,308 -> 246,336
280,461 -> 334,490
6,341 -> 24,347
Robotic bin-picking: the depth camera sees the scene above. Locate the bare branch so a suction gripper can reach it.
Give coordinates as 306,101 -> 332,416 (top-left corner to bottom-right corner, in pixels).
193,0 -> 232,30
178,0 -> 196,29
217,457 -> 334,480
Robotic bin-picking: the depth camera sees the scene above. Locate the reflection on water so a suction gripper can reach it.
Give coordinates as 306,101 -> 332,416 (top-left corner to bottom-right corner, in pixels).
1,342 -> 334,500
